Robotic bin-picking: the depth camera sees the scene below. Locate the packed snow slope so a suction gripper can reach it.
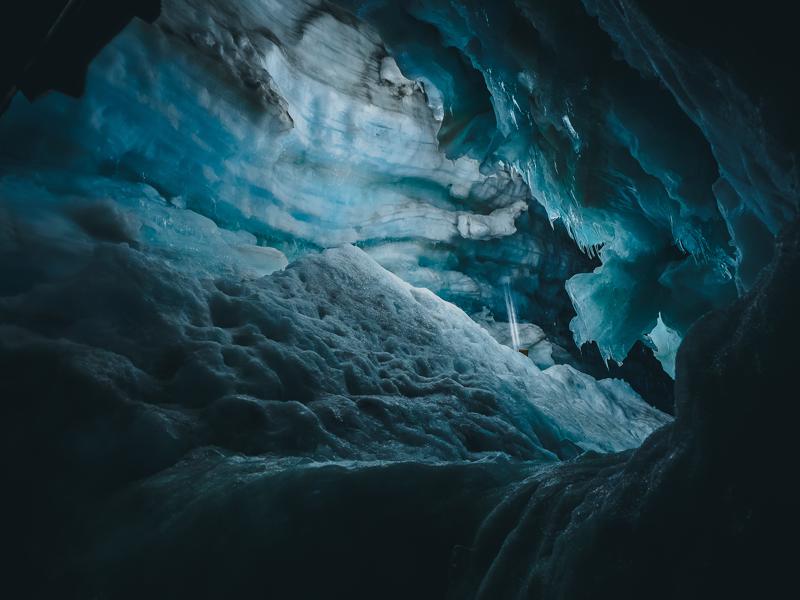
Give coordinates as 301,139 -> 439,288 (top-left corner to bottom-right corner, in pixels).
0,186 -> 666,463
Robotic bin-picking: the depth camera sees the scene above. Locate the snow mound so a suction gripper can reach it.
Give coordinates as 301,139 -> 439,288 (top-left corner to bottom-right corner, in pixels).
1,208 -> 669,469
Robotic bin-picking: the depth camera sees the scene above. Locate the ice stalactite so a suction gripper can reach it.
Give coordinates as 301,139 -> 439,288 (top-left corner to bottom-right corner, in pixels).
337,0 -> 798,377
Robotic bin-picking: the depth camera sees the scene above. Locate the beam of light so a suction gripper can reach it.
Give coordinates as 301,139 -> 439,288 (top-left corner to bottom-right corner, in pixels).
504,282 -> 521,351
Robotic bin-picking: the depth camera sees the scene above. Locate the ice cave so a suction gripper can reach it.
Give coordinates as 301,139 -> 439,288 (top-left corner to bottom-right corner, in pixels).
1,1 -> 798,598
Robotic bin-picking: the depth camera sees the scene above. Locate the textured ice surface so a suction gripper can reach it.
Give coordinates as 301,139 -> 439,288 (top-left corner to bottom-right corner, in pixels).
0,185 -> 667,462
337,0 -> 799,373
5,0 -> 788,381
0,0 -> 594,376
0,173 -> 670,596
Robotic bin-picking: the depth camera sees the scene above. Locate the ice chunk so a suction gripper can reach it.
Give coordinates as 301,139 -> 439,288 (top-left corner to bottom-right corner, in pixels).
647,314 -> 681,379
456,201 -> 528,240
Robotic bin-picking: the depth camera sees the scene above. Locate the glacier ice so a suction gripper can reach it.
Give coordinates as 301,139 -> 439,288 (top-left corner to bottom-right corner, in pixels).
336,0 -> 798,373
647,314 -> 681,379
1,1 -> 797,597
2,0 -> 793,384
0,185 -> 668,461
1,177 -> 671,599
0,0 -> 602,381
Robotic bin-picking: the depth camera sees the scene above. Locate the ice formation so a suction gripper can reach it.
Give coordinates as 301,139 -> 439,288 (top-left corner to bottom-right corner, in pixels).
337,0 -> 798,371
7,0 -> 790,378
3,1 -> 798,597
1,171 -> 670,596
0,186 -> 667,461
646,314 -> 681,379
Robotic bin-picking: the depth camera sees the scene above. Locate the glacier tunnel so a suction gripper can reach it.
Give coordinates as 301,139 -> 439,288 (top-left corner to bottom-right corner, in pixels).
1,1 -> 798,598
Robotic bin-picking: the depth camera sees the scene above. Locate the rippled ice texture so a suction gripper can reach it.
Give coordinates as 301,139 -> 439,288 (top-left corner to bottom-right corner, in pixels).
0,183 -> 667,465
0,0 -> 734,378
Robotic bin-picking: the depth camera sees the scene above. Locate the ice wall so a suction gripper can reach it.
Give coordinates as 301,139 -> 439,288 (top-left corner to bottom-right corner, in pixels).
338,0 -> 799,371
3,0 -> 795,377
0,0 -> 593,364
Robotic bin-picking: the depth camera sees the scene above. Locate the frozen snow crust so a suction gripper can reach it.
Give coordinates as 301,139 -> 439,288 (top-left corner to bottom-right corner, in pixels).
8,217 -> 791,600
0,191 -> 666,465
